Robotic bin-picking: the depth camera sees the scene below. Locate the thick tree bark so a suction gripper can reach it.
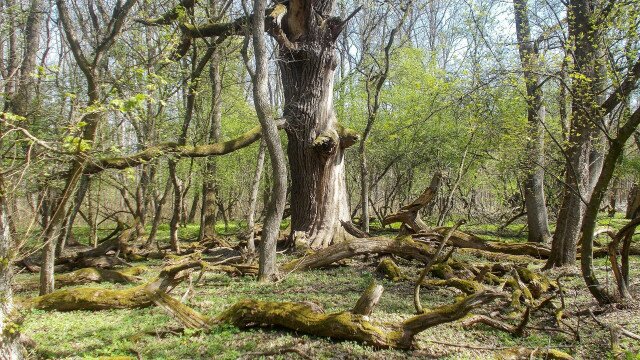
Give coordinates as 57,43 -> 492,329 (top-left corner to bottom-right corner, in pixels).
275,0 -> 359,249
513,0 -> 550,244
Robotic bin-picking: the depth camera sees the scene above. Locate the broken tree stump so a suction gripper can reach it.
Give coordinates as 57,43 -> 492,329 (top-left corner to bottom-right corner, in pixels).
382,172 -> 441,232
352,282 -> 384,316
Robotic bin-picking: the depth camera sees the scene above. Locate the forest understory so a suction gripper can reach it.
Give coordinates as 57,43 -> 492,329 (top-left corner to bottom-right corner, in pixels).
13,217 -> 640,359
3,0 -> 640,358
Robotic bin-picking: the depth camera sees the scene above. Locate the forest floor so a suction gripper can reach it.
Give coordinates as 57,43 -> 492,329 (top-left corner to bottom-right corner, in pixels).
14,216 -> 640,359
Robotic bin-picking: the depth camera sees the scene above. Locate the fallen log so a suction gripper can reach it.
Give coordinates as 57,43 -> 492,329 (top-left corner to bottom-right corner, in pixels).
422,278 -> 484,295
340,220 -> 370,238
144,280 -> 503,350
216,289 -> 502,349
414,221 -> 463,313
417,228 -> 551,259
55,266 -> 146,287
497,347 -> 573,360
26,260 -> 205,311
420,227 -> 637,260
280,236 -> 435,272
28,283 -> 155,311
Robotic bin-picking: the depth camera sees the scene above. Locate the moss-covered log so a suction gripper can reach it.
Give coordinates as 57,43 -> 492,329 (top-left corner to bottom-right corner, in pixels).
216,290 -> 502,349
418,228 -> 551,258
421,278 -> 484,295
82,125 -> 265,174
143,282 -> 502,350
281,236 -> 435,272
28,284 -> 153,311
55,266 -> 147,287
26,261 -> 204,312
375,258 -> 404,282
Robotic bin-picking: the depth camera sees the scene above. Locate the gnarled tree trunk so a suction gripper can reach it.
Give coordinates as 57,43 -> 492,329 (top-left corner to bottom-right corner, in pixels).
278,0 -> 357,249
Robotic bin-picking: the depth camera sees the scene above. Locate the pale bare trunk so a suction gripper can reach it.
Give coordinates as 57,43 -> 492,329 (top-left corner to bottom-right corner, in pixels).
251,0 -> 287,281
247,139 -> 266,253
513,0 -> 550,243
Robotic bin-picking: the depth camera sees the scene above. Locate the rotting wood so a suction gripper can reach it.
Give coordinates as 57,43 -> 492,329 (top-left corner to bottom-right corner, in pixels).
382,172 -> 441,232
280,236 -> 435,272
26,260 -> 205,311
352,281 -> 384,316
375,258 -> 404,282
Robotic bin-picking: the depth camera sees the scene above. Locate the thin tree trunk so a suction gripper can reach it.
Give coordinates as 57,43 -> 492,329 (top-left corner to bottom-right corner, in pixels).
250,0 -> 287,281
187,191 -> 199,223
199,50 -> 222,241
247,139 -> 266,253
0,174 -> 23,359
513,0 -> 550,243
627,183 -> 640,219
147,176 -> 172,247
57,174 -> 90,253
39,0 -> 138,294
168,161 -> 182,253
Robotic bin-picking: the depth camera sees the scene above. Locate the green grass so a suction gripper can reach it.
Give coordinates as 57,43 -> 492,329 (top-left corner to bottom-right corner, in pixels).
16,215 -> 640,359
